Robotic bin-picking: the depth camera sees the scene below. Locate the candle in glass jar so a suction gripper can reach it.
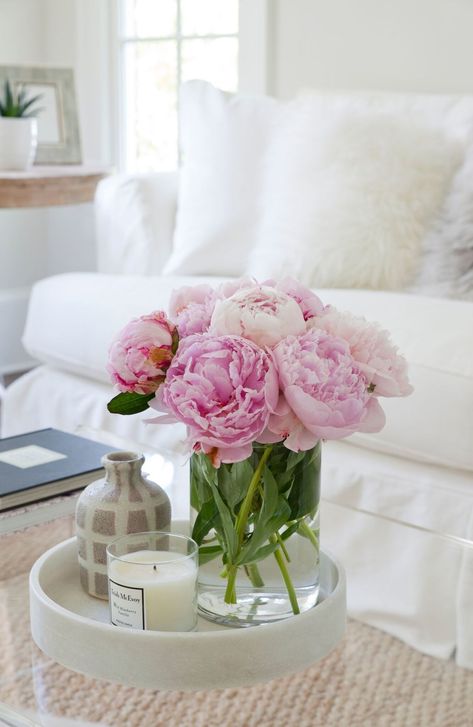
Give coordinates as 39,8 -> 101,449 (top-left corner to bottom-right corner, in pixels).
107,534 -> 198,632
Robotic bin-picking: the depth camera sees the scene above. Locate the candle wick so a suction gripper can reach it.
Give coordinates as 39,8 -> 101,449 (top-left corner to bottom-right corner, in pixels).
153,564 -> 157,572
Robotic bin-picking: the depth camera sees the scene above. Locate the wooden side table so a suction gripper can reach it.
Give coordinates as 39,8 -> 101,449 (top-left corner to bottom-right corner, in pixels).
0,164 -> 110,375
0,164 -> 109,208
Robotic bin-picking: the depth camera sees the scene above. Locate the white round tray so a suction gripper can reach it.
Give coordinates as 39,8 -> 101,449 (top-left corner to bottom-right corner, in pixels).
30,536 -> 346,691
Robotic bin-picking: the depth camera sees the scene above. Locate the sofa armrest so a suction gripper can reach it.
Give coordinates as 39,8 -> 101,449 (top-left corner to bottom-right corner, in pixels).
95,172 -> 178,274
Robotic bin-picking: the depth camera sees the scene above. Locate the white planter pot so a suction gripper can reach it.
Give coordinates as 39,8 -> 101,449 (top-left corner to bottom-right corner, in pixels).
0,117 -> 38,171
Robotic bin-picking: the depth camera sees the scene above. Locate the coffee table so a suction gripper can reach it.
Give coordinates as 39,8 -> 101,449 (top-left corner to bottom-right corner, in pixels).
1,430 -> 472,726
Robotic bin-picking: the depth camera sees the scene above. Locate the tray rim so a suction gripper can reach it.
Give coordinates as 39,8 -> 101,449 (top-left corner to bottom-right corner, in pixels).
30,534 -> 347,690
30,536 -> 345,639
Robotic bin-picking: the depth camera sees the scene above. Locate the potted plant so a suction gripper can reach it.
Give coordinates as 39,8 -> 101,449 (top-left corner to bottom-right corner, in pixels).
0,80 -> 42,170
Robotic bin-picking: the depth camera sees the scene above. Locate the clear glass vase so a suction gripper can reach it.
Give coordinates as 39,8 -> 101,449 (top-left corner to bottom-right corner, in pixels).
190,441 -> 321,627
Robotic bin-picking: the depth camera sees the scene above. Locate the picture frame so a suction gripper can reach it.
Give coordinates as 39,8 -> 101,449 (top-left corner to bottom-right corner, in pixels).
0,65 -> 82,165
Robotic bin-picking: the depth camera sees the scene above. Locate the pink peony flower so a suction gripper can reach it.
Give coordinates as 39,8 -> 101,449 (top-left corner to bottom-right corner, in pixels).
107,311 -> 175,395
210,285 -> 306,348
151,334 -> 279,464
264,277 -> 325,321
309,308 -> 413,397
169,284 -> 218,338
269,329 -> 385,450
216,276 -> 256,299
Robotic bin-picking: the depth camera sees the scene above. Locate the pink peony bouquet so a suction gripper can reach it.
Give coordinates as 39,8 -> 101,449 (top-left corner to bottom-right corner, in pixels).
107,278 -> 412,622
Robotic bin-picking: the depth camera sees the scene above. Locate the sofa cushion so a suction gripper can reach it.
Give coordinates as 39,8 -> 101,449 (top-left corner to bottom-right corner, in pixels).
23,273 -> 473,472
411,143 -> 473,301
164,82 -> 473,292
23,273 -> 228,386
248,101 -> 463,289
163,81 -> 278,277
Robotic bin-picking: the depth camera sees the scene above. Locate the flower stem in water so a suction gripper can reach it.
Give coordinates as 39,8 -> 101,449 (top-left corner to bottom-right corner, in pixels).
269,534 -> 300,615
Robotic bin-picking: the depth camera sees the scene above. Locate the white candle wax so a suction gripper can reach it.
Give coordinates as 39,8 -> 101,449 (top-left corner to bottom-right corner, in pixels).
108,550 -> 197,632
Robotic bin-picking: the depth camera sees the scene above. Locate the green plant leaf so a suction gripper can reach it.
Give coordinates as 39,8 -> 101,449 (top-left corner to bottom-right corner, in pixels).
217,459 -> 253,513
203,467 -> 238,562
287,444 -> 321,519
192,499 -> 219,545
18,93 -> 43,116
242,541 -> 279,564
198,544 -> 223,566
22,108 -> 44,118
106,391 -> 155,415
5,80 -> 12,110
236,466 -> 291,566
0,80 -> 42,117
286,450 -> 308,470
280,522 -> 299,541
190,455 -> 212,510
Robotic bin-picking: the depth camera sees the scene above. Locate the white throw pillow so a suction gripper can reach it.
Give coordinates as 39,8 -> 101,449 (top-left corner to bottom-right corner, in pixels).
248,99 -> 463,289
163,81 -> 278,277
410,142 -> 473,300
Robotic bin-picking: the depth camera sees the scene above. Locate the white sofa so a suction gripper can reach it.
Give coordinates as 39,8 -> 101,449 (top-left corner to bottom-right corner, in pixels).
3,168 -> 473,668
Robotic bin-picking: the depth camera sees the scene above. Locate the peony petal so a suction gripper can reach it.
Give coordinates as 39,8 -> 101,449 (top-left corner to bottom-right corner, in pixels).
217,443 -> 254,464
284,385 -> 333,428
145,413 -> 177,425
256,427 -> 284,444
284,424 -> 320,452
358,397 -> 386,433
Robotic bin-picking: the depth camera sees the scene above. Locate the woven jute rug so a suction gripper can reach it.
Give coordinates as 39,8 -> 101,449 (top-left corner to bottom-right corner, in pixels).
1,569 -> 472,727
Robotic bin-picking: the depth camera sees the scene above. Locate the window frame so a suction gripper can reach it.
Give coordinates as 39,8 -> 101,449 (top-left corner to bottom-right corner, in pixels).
110,0 -> 270,171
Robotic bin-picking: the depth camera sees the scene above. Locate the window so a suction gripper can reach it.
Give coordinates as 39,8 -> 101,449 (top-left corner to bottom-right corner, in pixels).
118,0 -> 239,171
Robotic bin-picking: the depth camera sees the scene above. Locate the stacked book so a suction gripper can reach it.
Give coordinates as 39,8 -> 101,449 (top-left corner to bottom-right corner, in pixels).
0,428 -> 114,512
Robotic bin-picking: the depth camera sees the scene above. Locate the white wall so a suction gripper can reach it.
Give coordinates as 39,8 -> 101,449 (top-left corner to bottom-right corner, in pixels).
270,0 -> 473,97
42,0 -> 112,280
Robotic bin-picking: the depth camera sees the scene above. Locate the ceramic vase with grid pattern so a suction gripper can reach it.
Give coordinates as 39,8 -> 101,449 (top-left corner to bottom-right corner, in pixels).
75,451 -> 171,599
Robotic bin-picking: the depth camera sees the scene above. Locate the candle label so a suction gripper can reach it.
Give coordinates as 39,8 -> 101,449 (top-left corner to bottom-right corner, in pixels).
109,579 -> 145,630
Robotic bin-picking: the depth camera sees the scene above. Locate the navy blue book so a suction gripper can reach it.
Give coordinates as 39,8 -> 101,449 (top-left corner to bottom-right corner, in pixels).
0,428 -> 114,511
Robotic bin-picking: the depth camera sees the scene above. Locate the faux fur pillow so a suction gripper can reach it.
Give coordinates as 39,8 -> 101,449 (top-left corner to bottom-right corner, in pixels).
411,144 -> 473,300
248,101 -> 463,290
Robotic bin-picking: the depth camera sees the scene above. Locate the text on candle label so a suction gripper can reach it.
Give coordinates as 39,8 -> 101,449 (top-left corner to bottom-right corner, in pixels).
109,579 -> 145,629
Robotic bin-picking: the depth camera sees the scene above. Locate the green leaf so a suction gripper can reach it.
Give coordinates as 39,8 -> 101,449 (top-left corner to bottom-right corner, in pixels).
217,459 -> 253,513
106,391 -> 154,415
198,544 -> 223,566
190,455 -> 212,510
17,87 -> 26,106
287,444 -> 321,519
192,499 -> 219,545
236,466 -> 291,566
286,451 -> 307,470
0,80 -> 42,117
242,541 -> 279,564
22,108 -> 44,118
204,470 -> 238,562
5,80 -> 12,110
280,522 -> 299,541
262,466 -> 279,512
18,94 -> 42,116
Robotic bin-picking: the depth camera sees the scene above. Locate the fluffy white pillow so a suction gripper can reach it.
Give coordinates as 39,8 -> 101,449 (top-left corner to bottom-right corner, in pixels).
248,100 -> 463,289
163,81 -> 278,277
410,143 -> 473,300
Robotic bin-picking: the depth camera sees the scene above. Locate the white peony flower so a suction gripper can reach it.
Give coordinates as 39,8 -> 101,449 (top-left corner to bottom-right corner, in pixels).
210,285 -> 306,348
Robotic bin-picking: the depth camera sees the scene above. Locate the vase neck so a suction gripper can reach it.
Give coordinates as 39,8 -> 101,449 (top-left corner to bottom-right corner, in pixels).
102,451 -> 144,487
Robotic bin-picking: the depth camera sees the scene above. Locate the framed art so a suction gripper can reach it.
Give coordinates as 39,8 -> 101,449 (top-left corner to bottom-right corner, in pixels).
0,65 -> 82,164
